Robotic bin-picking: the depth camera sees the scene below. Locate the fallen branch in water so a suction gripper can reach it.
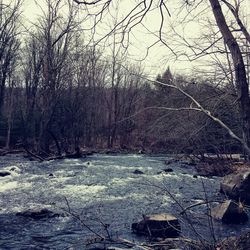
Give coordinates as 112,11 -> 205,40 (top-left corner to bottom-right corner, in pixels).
146,237 -> 203,248
0,149 -> 25,156
23,148 -> 86,162
180,200 -> 221,215
85,237 -> 153,250
24,148 -> 45,162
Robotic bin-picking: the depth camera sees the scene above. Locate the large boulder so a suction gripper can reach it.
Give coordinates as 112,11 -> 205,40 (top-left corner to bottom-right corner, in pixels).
16,208 -> 60,220
220,170 -> 250,203
211,200 -> 248,224
132,214 -> 180,238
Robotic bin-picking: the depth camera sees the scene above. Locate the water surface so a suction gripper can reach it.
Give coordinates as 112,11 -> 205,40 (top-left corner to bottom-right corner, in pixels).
0,154 -> 249,249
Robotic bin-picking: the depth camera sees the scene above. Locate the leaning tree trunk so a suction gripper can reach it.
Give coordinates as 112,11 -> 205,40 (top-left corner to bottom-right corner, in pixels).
209,0 -> 250,158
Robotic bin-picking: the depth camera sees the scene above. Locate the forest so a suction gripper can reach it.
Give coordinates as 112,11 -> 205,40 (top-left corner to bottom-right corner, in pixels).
0,0 -> 249,159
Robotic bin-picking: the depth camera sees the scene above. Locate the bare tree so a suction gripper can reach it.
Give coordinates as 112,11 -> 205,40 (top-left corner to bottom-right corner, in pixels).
33,0 -> 79,153
105,33 -> 124,148
5,77 -> 16,149
208,0 -> 250,157
0,0 -> 21,115
20,36 -> 44,149
71,0 -> 250,157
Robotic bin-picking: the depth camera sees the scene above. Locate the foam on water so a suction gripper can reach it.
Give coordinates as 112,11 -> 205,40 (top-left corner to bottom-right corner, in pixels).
109,177 -> 135,185
57,184 -> 107,196
0,179 -> 33,193
3,165 -> 21,173
0,181 -> 18,192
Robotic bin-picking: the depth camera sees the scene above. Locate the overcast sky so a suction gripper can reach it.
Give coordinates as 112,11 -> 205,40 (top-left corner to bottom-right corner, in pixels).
20,0 -> 206,76
20,0 -> 249,78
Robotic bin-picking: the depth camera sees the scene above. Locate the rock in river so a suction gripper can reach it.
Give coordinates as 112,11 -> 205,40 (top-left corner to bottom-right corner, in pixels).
0,170 -> 11,177
220,170 -> 250,203
133,169 -> 144,175
0,166 -> 21,177
132,213 -> 180,238
163,168 -> 173,173
211,200 -> 248,224
16,208 -> 60,220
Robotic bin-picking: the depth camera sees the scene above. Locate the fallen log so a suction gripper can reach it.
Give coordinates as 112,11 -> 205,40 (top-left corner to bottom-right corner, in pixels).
0,149 -> 25,156
24,148 -> 45,162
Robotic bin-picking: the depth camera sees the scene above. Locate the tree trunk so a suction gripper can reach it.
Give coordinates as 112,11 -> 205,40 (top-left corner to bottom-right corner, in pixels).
47,129 -> 62,156
5,121 -> 11,149
209,0 -> 250,157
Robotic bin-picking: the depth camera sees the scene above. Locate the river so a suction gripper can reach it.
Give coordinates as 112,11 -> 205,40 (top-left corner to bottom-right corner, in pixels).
0,154 -> 250,249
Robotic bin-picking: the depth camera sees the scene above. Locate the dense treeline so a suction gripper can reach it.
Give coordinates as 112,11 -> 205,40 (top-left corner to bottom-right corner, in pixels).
0,0 -> 245,157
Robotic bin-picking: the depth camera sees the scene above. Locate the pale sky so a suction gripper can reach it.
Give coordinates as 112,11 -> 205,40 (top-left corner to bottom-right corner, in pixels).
20,0 -> 249,78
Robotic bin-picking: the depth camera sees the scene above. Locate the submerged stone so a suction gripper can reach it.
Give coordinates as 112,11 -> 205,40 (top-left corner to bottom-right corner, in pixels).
163,168 -> 173,173
165,159 -> 178,165
132,213 -> 180,238
133,169 -> 144,174
8,166 -> 21,172
16,208 -> 60,220
91,247 -> 130,250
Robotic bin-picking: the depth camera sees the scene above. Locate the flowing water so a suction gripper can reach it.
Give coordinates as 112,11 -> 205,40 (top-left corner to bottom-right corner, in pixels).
0,154 -> 250,249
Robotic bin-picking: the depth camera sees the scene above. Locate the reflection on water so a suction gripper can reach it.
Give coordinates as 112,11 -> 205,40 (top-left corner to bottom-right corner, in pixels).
0,154 -> 249,249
